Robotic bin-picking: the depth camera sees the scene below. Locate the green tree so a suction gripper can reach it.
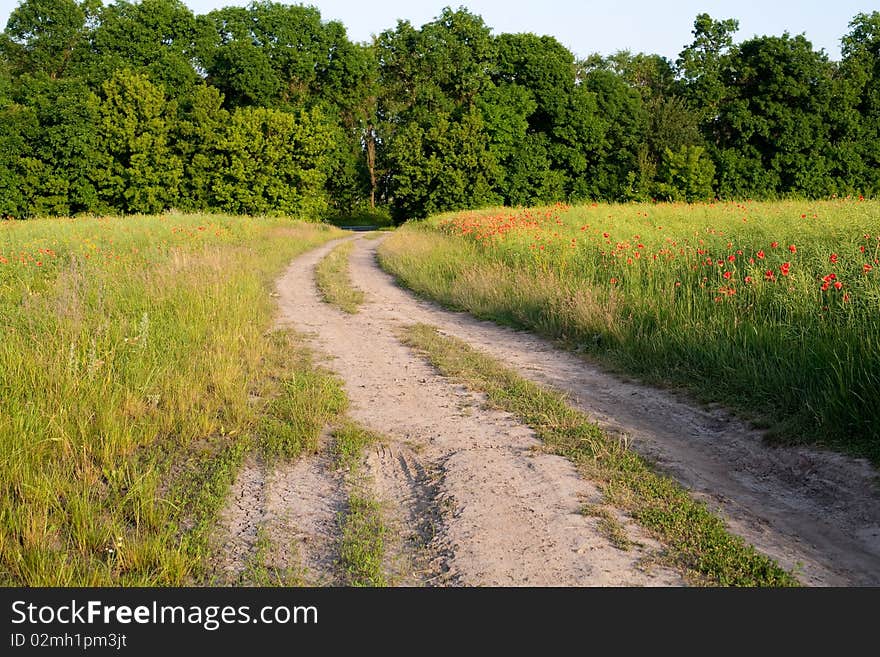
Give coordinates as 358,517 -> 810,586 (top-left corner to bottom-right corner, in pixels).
83,0 -> 204,98
1,0 -> 93,78
837,12 -> 880,193
173,84 -> 229,211
677,13 -> 740,122
377,8 -> 500,220
714,34 -> 835,198
494,33 -> 575,133
653,145 -> 716,201
26,76 -> 102,215
578,68 -> 648,200
211,106 -> 333,218
0,99 -> 43,218
96,69 -> 182,214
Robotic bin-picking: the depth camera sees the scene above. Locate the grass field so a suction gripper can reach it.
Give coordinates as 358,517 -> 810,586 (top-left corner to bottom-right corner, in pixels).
0,214 -> 343,585
378,199 -> 880,464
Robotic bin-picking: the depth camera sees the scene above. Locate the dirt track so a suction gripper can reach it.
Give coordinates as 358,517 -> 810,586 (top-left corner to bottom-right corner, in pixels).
215,234 -> 880,586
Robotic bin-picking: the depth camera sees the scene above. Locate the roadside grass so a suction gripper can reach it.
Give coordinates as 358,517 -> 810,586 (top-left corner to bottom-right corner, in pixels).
333,423 -> 387,587
580,503 -> 635,552
401,323 -> 798,587
0,213 -> 343,585
314,240 -> 365,313
378,200 -> 880,465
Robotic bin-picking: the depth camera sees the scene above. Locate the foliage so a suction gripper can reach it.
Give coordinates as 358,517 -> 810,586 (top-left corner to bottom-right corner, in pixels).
654,145 -> 716,201
1,3 -> 879,219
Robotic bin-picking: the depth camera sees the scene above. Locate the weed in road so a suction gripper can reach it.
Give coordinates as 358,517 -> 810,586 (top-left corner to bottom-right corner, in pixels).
315,241 -> 365,313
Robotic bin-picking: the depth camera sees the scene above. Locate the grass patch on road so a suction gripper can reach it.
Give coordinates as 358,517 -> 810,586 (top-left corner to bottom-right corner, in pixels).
338,493 -> 387,587
315,240 -> 364,313
401,323 -> 797,587
333,423 -> 387,587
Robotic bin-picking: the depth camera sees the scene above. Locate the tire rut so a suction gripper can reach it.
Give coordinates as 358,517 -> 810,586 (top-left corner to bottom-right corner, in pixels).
364,442 -> 449,586
264,450 -> 345,586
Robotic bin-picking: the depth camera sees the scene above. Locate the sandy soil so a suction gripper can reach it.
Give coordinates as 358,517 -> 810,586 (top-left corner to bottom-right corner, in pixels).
216,234 -> 880,586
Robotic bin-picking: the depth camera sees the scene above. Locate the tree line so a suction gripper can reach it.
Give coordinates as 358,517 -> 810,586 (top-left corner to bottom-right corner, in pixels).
2,1 -> 878,221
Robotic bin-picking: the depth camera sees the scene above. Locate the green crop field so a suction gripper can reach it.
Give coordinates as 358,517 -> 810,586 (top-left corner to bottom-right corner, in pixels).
378,199 -> 880,464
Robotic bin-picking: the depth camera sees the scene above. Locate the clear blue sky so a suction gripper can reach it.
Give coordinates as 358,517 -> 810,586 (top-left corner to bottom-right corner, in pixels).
1,0 -> 877,61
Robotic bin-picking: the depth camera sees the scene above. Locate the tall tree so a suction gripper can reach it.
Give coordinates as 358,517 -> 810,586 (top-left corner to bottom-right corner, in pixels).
83,0 -> 204,98
96,68 -> 182,213
1,0 -> 94,79
714,34 -> 835,197
677,13 -> 739,122
837,12 -> 880,193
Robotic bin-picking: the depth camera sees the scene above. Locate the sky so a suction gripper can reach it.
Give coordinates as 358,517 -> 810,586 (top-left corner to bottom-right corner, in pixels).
0,0 -> 877,62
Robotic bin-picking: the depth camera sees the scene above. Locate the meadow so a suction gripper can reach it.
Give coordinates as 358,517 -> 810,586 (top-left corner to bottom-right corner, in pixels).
378,199 -> 880,464
0,214 -> 343,585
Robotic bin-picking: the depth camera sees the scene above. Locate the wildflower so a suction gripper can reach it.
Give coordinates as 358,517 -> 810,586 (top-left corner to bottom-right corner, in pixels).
723,271 -> 732,280
830,253 -> 838,264
744,276 -> 753,284
834,281 -> 843,290
771,242 -> 779,248
788,244 -> 797,253
864,264 -> 874,273
780,262 -> 791,276
765,270 -> 775,281
756,250 -> 765,259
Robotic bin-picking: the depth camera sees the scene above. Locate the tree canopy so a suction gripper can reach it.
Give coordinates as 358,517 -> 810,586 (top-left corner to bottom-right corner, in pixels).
2,2 -> 879,220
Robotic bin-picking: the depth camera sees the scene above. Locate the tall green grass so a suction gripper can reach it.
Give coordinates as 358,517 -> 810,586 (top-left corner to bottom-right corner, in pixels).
378,200 -> 880,464
0,214 -> 342,585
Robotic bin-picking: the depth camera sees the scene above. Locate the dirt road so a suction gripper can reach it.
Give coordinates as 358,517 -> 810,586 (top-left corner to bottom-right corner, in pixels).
216,234 -> 880,586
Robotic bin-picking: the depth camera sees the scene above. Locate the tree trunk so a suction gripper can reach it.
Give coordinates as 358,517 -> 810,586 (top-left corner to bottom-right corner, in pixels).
366,124 -> 377,209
